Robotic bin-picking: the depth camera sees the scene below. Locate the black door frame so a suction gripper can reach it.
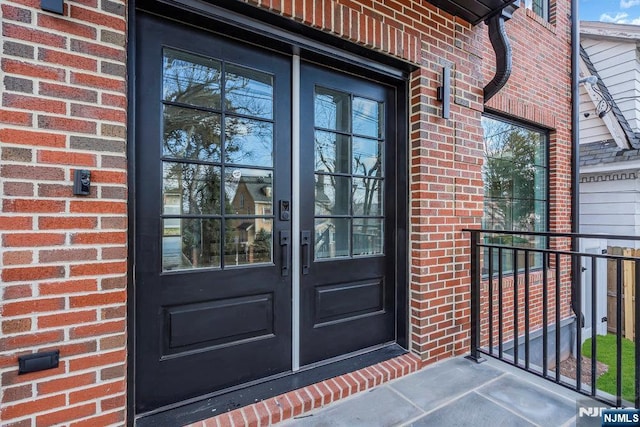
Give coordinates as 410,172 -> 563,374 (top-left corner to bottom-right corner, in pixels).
127,0 -> 412,424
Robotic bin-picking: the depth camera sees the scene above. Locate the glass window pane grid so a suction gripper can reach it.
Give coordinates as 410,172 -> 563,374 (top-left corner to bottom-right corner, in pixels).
482,115 -> 548,272
313,86 -> 385,260
162,49 -> 276,272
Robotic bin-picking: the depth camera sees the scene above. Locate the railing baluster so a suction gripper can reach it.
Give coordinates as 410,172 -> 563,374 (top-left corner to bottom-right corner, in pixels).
542,252 -> 548,379
556,252 -> 561,384
576,253 -> 582,393
489,246 -> 494,356
591,255 -> 597,397
524,249 -> 530,371
468,230 -> 483,363
499,247 -> 504,360
617,258 -> 623,407
513,248 -> 519,367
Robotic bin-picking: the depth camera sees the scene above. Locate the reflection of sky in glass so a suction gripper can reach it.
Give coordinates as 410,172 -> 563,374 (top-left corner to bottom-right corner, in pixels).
225,64 -> 273,119
352,137 -> 382,177
314,88 -> 350,132
353,97 -> 381,138
163,49 -> 221,109
224,117 -> 273,167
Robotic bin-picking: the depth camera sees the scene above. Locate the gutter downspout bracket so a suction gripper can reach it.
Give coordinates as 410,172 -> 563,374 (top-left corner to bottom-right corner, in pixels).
483,3 -> 519,103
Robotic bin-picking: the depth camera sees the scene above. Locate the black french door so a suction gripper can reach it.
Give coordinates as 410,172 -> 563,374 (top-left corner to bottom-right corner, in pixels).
135,13 -> 398,413
135,14 -> 292,412
298,63 -> 397,365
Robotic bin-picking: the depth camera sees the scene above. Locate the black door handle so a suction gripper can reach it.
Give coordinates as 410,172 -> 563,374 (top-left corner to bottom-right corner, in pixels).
301,231 -> 311,275
280,231 -> 290,276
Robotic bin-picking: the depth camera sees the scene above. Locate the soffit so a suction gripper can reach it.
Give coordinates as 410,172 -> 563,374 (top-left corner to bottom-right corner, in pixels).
427,0 -> 519,25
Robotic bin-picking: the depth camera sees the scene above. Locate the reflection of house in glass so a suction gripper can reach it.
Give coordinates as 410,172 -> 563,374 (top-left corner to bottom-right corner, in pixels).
162,191 -> 187,270
228,175 -> 273,265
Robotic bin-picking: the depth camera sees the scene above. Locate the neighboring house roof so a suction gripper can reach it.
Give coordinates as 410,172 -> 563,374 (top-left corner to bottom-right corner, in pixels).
580,141 -> 640,167
579,45 -> 640,150
241,176 -> 272,203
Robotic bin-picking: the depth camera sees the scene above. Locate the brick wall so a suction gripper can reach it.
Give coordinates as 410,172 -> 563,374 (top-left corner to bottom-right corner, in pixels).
0,0 -> 573,424
0,0 -> 128,425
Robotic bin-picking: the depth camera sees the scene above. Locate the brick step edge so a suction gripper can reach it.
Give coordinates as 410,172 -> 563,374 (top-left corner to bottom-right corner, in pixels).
186,352 -> 422,427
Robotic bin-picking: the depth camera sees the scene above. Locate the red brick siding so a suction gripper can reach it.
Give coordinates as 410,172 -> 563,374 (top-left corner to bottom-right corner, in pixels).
0,0 -> 127,425
0,0 -> 573,425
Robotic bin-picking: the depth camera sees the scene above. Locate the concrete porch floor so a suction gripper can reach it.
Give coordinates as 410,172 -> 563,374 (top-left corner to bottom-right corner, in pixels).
277,356 -> 596,427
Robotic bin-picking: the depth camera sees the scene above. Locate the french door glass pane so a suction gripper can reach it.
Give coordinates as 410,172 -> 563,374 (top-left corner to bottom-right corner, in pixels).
163,48 -> 222,109
162,218 -> 221,271
315,218 -> 350,259
163,162 -> 222,215
353,218 -> 383,256
163,105 -> 222,162
225,64 -> 273,119
314,87 -> 350,132
352,177 -> 382,216
224,219 -> 273,266
352,97 -> 382,138
314,131 -> 350,173
225,168 -> 273,215
352,137 -> 382,176
314,175 -> 350,216
224,117 -> 273,167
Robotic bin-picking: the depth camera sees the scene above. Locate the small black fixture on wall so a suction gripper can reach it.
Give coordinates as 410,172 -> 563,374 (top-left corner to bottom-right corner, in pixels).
19,350 -> 60,374
436,66 -> 451,119
41,0 -> 64,15
73,169 -> 91,196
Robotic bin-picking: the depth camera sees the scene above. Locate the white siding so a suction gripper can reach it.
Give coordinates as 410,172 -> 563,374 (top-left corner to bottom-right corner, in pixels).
580,176 -> 640,248
582,38 -> 640,132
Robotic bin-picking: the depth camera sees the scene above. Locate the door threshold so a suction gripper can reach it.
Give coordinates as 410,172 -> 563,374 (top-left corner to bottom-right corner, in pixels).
136,343 -> 409,426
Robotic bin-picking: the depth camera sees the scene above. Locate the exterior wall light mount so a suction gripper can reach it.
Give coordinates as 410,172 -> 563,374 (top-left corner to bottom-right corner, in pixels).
436,66 -> 451,119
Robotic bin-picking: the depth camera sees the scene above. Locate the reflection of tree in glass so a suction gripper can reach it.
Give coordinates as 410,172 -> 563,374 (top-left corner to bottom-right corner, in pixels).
483,118 -> 541,232
163,50 -> 222,108
225,67 -> 273,119
353,145 -> 382,217
252,228 -> 271,263
164,107 -> 222,161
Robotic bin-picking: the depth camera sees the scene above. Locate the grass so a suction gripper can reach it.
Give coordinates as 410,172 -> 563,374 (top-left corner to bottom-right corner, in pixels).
582,334 -> 636,402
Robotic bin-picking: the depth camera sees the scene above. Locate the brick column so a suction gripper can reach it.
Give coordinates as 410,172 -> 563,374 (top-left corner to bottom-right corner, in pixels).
0,0 -> 128,425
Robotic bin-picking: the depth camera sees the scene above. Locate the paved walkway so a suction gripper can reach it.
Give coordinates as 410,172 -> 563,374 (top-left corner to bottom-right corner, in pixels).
278,356 -> 597,426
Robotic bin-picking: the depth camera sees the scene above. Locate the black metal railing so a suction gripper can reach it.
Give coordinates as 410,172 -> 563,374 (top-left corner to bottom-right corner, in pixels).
465,229 -> 640,408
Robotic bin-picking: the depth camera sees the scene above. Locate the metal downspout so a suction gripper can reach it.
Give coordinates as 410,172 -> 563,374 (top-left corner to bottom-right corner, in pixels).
570,0 -> 582,326
483,4 -> 518,102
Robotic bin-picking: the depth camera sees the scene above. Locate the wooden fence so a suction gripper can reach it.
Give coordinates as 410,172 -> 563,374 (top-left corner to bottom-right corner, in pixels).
607,247 -> 640,339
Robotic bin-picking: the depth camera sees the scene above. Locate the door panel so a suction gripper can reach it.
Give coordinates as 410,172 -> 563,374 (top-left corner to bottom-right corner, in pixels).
299,63 -> 397,365
135,14 -> 292,412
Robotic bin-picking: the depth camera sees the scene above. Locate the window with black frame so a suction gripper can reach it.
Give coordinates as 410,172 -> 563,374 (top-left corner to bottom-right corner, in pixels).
481,115 -> 548,274
524,0 -> 550,21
